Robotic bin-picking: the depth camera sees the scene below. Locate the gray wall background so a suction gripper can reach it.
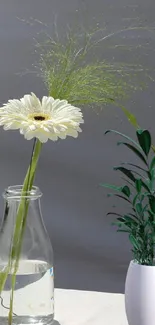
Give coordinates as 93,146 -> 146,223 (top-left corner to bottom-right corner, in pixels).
0,0 -> 155,293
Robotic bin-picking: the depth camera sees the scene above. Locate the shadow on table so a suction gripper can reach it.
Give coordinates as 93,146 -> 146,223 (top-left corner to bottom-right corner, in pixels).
53,320 -> 61,325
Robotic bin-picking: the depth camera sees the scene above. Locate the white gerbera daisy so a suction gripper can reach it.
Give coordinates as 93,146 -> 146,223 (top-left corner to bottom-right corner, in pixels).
0,92 -> 84,143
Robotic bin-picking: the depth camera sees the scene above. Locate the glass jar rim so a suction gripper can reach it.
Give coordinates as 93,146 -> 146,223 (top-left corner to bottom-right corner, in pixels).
3,185 -> 42,200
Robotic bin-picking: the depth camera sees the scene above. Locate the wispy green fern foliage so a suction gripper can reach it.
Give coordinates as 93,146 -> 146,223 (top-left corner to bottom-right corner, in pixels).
37,28 -> 143,107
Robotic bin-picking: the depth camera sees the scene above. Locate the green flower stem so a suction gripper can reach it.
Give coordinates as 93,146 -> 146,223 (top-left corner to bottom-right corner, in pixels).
0,139 -> 42,325
8,139 -> 42,325
0,141 -> 41,301
10,139 -> 42,260
8,201 -> 32,325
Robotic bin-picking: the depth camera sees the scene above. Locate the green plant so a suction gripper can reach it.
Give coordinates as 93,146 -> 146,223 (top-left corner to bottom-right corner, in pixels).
101,129 -> 155,266
36,27 -> 146,107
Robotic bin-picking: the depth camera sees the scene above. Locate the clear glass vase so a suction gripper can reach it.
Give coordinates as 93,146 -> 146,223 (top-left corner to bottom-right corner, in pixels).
0,185 -> 54,325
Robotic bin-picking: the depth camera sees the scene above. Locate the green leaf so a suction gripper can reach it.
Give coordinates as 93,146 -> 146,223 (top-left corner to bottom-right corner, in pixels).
152,145 -> 155,154
150,156 -> 155,171
128,169 -> 145,179
133,193 -> 139,206
137,224 -> 145,234
149,169 -> 155,181
136,129 -> 151,156
128,213 -> 140,221
115,217 -> 138,230
108,213 -> 139,226
113,166 -> 136,182
141,202 -> 148,213
112,221 -> 131,229
147,171 -> 152,181
121,177 -> 135,189
121,162 -> 147,173
112,221 -> 124,228
100,183 -> 122,192
117,142 -> 147,165
149,196 -> 155,213
112,221 -> 122,228
105,129 -> 141,149
135,179 -> 142,193
148,210 -> 154,222
120,106 -> 139,129
112,194 -> 131,203
117,229 -> 131,233
135,202 -> 143,215
121,185 -> 130,197
107,212 -> 123,218
141,180 -> 151,192
129,234 -> 140,250
123,215 -> 138,225
117,217 -> 126,222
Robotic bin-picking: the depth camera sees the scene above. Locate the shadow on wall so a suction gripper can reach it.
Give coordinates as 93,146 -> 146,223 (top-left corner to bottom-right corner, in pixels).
52,226 -> 132,294
42,162 -> 132,294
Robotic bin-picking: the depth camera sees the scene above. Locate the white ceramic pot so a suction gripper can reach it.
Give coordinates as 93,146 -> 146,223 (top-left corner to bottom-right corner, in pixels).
125,260 -> 155,325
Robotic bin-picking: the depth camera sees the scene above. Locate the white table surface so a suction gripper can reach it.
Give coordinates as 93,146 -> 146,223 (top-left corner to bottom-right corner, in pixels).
54,289 -> 128,325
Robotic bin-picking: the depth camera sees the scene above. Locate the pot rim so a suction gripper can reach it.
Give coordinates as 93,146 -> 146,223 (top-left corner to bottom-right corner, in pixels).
130,259 -> 155,268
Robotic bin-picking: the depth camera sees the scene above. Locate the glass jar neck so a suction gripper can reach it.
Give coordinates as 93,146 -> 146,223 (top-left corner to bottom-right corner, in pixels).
3,185 -> 42,201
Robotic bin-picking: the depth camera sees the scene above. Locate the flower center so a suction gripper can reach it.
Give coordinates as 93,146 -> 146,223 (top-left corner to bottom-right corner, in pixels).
34,116 -> 45,121
28,113 -> 50,122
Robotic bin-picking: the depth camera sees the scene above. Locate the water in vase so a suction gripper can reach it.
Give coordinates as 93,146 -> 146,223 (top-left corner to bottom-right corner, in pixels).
0,260 -> 54,325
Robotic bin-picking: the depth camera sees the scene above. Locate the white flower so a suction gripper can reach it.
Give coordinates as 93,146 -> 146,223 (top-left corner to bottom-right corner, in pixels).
0,93 -> 84,143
